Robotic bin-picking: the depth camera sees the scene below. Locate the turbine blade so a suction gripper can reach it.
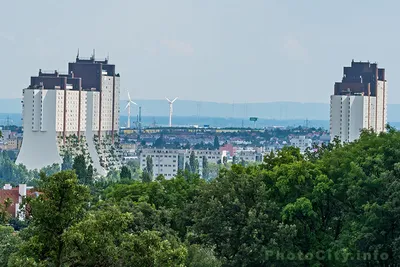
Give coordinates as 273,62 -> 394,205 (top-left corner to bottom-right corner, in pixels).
125,103 -> 130,109
131,101 -> 138,105
172,97 -> 178,103
127,91 -> 131,101
165,97 -> 171,102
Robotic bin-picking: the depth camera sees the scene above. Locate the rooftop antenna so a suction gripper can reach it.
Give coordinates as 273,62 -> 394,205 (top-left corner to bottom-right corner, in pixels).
76,48 -> 80,59
166,97 -> 178,127
92,49 -> 96,60
125,91 -> 137,128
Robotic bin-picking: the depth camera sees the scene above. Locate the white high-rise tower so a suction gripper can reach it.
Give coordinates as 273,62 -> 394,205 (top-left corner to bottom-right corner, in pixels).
16,52 -> 121,175
330,61 -> 387,143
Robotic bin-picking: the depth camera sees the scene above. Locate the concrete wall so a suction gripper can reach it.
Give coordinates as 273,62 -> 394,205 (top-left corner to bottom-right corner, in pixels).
330,94 -> 382,143
85,91 -> 106,176
16,89 -> 62,169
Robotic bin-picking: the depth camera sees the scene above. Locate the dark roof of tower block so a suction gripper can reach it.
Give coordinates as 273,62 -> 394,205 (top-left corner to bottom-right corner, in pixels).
334,60 -> 385,96
27,52 -> 119,91
28,69 -> 82,90
68,54 -> 119,91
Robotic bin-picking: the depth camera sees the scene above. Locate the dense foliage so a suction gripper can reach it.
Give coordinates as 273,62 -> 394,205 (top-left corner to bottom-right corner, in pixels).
3,129 -> 400,266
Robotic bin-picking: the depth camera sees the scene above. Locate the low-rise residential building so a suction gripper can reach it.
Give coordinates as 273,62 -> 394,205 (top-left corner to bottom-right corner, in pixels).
121,143 -> 137,151
290,136 -> 313,154
235,149 -> 264,163
235,150 -> 257,162
139,148 -> 227,179
219,143 -> 236,157
3,137 -> 19,150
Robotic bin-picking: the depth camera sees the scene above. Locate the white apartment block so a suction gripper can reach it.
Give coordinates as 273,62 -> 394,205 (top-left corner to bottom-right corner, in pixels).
330,95 -> 377,143
235,150 -> 259,162
290,136 -> 313,154
16,55 -> 120,175
330,61 -> 387,143
140,148 -> 227,179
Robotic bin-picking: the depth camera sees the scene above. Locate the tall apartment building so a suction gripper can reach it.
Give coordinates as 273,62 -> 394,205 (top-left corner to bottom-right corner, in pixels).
16,53 -> 120,175
139,148 -> 227,179
330,61 -> 387,142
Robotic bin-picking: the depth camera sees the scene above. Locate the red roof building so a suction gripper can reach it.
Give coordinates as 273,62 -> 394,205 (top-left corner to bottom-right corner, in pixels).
220,143 -> 236,156
0,184 -> 39,218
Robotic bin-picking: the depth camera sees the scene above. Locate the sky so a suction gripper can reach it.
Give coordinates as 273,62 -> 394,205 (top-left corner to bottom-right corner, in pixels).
0,0 -> 399,103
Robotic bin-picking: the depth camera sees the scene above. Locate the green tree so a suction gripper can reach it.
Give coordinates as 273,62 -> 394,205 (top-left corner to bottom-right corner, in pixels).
145,155 -> 153,177
189,151 -> 199,174
61,152 -> 73,170
41,163 -> 61,176
0,225 -> 21,266
72,154 -> 87,184
86,164 -> 94,185
202,156 -> 209,180
153,134 -> 165,148
125,160 -> 141,180
192,165 -> 297,266
207,163 -> 221,180
213,136 -> 220,150
185,244 -> 221,267
9,171 -> 90,267
185,162 -> 191,173
63,205 -> 132,266
120,166 -> 132,180
140,156 -> 154,183
240,158 -> 246,167
0,198 -> 12,225
120,230 -> 187,267
141,172 -> 152,183
232,155 -> 237,164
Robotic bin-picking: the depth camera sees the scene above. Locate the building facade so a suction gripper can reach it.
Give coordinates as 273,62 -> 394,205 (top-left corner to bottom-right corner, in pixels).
139,148 -> 227,179
330,61 -> 387,142
0,184 -> 39,219
290,136 -> 313,154
16,53 -> 120,174
234,149 -> 264,162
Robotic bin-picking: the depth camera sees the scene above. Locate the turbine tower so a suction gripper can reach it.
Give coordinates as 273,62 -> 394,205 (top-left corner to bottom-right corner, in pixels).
166,97 -> 178,127
125,91 -> 137,128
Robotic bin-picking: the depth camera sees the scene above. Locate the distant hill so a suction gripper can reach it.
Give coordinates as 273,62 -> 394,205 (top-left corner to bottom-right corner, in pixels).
2,98 -> 400,125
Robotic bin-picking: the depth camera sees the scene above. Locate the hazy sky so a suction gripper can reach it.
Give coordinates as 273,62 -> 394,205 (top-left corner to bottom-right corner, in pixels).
1,0 -> 399,103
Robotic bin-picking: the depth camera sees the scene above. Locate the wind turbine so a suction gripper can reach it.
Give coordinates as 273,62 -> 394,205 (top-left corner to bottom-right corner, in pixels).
166,97 -> 178,127
125,91 -> 137,128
